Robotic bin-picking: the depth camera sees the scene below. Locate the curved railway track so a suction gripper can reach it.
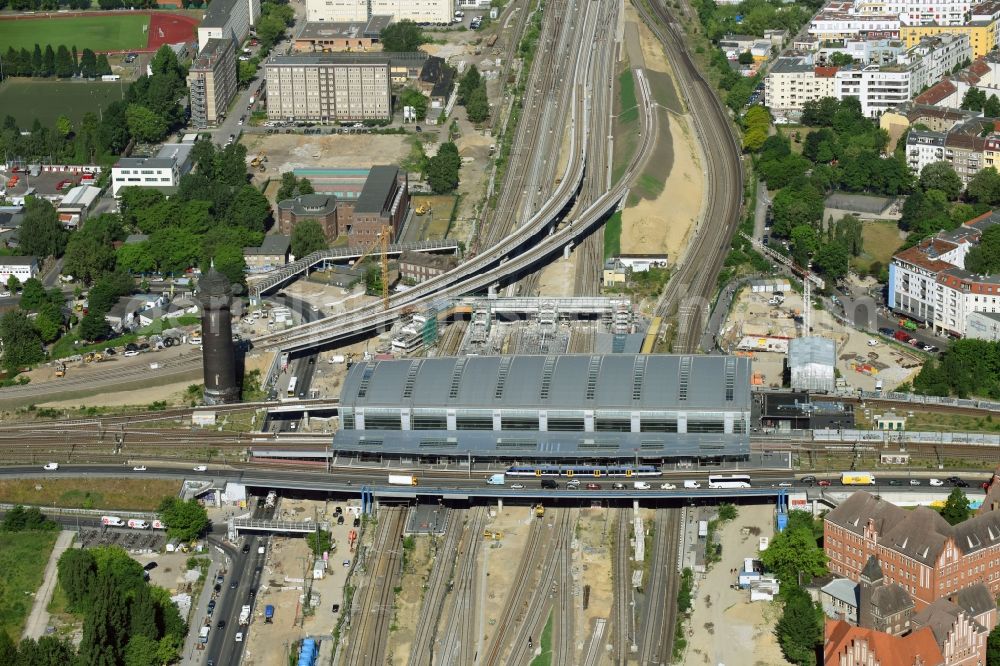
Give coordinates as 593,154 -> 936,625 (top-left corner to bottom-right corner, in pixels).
635,0 -> 744,353
345,505 -> 406,666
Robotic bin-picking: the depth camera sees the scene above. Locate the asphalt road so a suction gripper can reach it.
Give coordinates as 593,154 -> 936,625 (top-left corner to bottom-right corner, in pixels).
266,294 -> 323,430
203,535 -> 263,666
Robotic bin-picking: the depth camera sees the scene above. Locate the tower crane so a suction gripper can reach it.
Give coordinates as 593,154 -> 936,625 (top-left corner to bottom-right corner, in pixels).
739,232 -> 825,336
352,224 -> 392,311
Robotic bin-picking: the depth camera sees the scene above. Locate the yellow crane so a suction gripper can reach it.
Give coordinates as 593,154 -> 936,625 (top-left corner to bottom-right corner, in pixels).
351,224 -> 392,310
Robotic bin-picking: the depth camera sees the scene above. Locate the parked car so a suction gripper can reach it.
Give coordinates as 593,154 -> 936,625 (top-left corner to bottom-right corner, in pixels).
193,465 -> 208,472
929,478 -> 944,486
800,475 -> 817,485
878,327 -> 895,336
331,603 -> 340,613
235,632 -> 244,642
923,344 -> 939,352
242,544 -> 251,554
217,620 -> 226,629
43,462 -> 59,471
132,465 -> 146,471
817,480 -> 832,487
124,350 -> 140,357
143,561 -> 157,571
510,483 -> 525,489
909,479 -> 921,485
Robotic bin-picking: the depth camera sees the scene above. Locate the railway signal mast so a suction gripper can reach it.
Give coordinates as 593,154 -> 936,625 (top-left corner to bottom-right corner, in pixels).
739,232 -> 825,336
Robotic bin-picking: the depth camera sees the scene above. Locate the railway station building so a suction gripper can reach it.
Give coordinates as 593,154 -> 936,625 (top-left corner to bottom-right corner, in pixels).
331,354 -> 752,463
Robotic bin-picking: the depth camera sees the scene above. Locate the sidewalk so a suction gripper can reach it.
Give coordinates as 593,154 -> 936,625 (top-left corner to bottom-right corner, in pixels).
22,530 -> 75,640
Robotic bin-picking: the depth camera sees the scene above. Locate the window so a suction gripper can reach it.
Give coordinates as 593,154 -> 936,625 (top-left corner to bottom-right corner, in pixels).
412,415 -> 447,430
642,419 -> 678,432
547,417 -> 585,431
456,416 -> 493,430
363,414 -> 401,430
688,420 -> 725,433
502,417 -> 539,431
595,418 -> 631,432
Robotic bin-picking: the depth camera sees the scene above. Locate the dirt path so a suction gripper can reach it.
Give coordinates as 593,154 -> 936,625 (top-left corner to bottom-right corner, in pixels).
22,530 -> 75,641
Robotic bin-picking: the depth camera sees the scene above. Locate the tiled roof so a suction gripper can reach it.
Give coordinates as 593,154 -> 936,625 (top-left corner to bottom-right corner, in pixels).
825,620 -> 944,666
892,240 -> 959,274
915,80 -> 957,105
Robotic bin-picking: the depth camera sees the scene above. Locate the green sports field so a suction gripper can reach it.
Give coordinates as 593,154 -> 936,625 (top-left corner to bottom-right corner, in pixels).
0,14 -> 149,52
0,79 -> 126,127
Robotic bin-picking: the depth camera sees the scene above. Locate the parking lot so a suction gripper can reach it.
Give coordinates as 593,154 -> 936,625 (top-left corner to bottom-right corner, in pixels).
77,527 -> 165,553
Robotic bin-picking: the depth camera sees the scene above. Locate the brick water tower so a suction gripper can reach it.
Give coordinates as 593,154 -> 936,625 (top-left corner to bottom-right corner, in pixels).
197,266 -> 239,405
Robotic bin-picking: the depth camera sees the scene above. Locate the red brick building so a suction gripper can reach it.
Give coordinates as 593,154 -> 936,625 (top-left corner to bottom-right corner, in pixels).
824,491 -> 1000,610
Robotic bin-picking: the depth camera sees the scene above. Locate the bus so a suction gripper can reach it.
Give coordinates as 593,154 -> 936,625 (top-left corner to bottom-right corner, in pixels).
707,474 -> 752,489
286,376 -> 298,398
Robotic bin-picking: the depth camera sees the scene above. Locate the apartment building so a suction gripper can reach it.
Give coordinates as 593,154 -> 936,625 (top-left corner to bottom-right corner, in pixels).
198,0 -> 261,50
187,38 -> 238,128
265,54 -> 392,121
809,2 -> 901,40
900,1 -> 1000,57
0,256 -> 38,284
764,57 -> 839,112
293,16 -> 391,52
818,38 -> 905,66
305,0 -> 452,24
110,142 -> 195,196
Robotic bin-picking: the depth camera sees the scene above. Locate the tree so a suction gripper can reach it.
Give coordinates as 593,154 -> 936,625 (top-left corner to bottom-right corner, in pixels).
466,83 -> 490,123
54,44 -> 73,78
760,521 -> 827,587
128,584 -> 158,641
124,635 -> 160,666
125,104 -> 168,143
458,65 -> 481,105
812,241 -> 850,280
42,45 -> 54,77
965,225 -> 1000,274
0,310 -> 44,373
364,263 -> 383,296
919,161 -> 963,200
941,487 -> 971,525
116,242 -> 157,275
57,548 -> 97,613
771,185 -> 824,238
380,20 -> 424,52
227,185 -> 271,233
298,177 -> 314,195
775,586 -> 822,666
306,528 -> 332,556
0,632 -> 15,666
96,53 -> 111,75
18,197 -> 67,258
79,308 -> 111,341
210,244 -> 246,288
55,115 -> 72,138
742,125 -> 768,152
255,13 -> 287,48
276,171 -> 298,201
18,277 -> 47,311
63,230 -> 117,285
737,49 -> 754,65
968,167 -> 1000,205
400,86 -> 428,121
77,572 -> 128,666
986,94 -> 1000,118
80,48 -> 97,78
291,220 -> 328,258
962,87 -> 987,111
790,224 -> 818,266
427,141 -> 460,193
828,51 -> 853,66
15,636 -> 75,665
987,622 -> 1000,666
1,505 -> 56,531
158,497 -> 209,542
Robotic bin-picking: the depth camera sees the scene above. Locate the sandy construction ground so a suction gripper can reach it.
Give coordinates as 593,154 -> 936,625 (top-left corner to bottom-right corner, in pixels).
620,113 -> 703,262
243,134 -> 412,183
537,253 -> 579,297
682,504 -> 789,666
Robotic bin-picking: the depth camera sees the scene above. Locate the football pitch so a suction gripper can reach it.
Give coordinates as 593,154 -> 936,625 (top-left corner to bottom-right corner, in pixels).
0,14 -> 150,52
0,79 -> 126,127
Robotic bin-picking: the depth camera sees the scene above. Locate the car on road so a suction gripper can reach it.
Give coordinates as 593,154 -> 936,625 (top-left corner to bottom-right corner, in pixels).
132,465 -> 146,471
230,580 -> 239,589
817,480 -> 832,487
888,479 -> 902,486
660,483 -> 676,490
510,483 -> 525,489
207,600 -> 216,615
777,481 -> 793,487
415,125 -> 422,132
612,482 -> 626,490
248,589 -> 256,600
585,482 -> 602,490
800,475 -> 817,485
566,479 -> 581,488
878,327 -> 895,336
867,339 -> 880,347
929,478 -> 944,486
143,561 -> 157,571
193,465 -> 208,472
242,543 -> 251,554
123,350 -> 140,357
946,476 -> 963,484
331,603 -> 340,613
909,479 -> 921,485
923,344 -> 939,352
43,462 -> 59,471
954,479 -> 970,487
215,574 -> 224,584
235,632 -> 244,642
217,620 -> 226,629
0,291 -> 10,298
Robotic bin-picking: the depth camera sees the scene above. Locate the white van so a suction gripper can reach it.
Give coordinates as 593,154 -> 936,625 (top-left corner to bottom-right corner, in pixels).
633,481 -> 651,490
683,480 -> 702,489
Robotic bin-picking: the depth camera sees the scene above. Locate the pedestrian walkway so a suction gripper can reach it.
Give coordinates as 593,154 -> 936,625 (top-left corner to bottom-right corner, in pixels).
22,530 -> 75,640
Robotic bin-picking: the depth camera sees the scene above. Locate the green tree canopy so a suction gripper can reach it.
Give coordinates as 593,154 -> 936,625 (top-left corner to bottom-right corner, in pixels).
465,83 -> 490,123
57,548 -> 98,613
941,487 -> 971,525
427,142 -> 461,193
125,104 -> 168,143
760,517 -> 827,587
0,310 -> 44,372
775,586 -> 823,666
919,161 -> 963,200
969,167 -> 1000,205
18,197 -> 67,258
965,225 -> 1000,274
1,505 -> 56,532
291,220 -> 328,258
457,64 -> 481,105
987,622 -> 1000,666
158,497 -> 209,542
380,20 -> 425,52
18,278 -> 47,311
400,87 -> 428,122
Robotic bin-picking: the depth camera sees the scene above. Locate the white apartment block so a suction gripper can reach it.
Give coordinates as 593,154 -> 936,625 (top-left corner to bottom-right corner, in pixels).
889,213 -> 1000,336
764,57 -> 839,112
111,142 -> 195,196
896,33 -> 971,90
0,257 -> 39,284
305,0 -> 452,24
884,0 -> 973,25
265,54 -> 392,121
836,66 -> 912,116
198,0 -> 261,51
809,2 -> 901,41
905,129 -> 946,175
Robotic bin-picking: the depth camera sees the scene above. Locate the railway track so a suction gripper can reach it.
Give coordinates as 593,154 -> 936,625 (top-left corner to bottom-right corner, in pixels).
552,508 -> 577,666
434,505 -> 488,665
635,0 -> 744,354
613,508 -> 634,665
345,505 -> 407,666
638,508 -> 681,664
408,510 -> 462,666
481,514 -> 547,665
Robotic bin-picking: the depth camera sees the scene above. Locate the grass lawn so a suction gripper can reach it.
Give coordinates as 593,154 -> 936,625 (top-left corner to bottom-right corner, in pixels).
0,531 -> 59,640
852,220 -> 904,274
612,69 -> 640,185
528,611 -> 554,666
604,211 -> 622,259
0,478 -> 178,511
410,195 -> 457,239
0,14 -> 149,52
0,79 -> 126,127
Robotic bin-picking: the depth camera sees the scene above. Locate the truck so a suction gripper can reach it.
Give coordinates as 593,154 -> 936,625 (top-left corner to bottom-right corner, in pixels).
127,519 -> 149,529
388,474 -> 418,486
485,473 -> 505,485
899,318 -> 919,332
238,604 -> 252,625
198,626 -> 210,644
893,330 -> 910,342
101,516 -> 125,527
841,472 -> 876,486
264,605 -> 274,623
